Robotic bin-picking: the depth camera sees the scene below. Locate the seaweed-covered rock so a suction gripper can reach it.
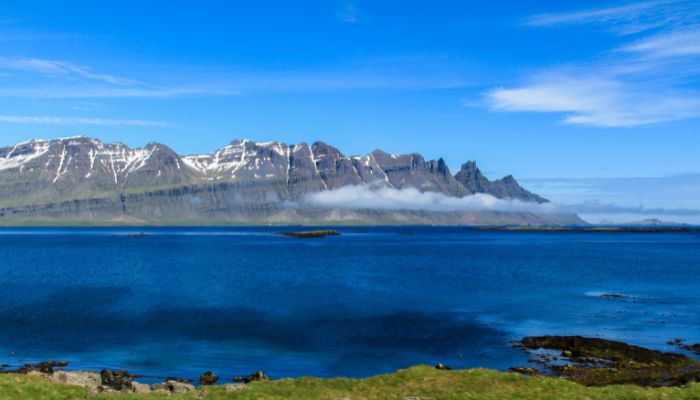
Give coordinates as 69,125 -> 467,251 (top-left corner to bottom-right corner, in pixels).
199,371 -> 219,385
100,369 -> 135,391
165,376 -> 192,383
18,361 -> 68,374
516,335 -> 700,386
234,371 -> 270,383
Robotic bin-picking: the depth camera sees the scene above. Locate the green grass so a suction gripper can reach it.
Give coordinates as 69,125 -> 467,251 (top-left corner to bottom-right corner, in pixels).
4,366 -> 700,400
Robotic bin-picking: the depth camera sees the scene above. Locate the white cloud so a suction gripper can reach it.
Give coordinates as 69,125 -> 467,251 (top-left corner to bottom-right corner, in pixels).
488,1 -> 700,127
0,115 -> 172,127
304,185 -> 554,213
621,28 -> 700,58
525,0 -> 693,35
486,73 -> 700,127
303,184 -> 700,224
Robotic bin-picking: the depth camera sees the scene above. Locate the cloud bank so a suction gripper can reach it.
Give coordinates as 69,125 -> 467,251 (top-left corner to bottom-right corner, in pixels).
303,185 -> 700,222
304,185 -> 552,213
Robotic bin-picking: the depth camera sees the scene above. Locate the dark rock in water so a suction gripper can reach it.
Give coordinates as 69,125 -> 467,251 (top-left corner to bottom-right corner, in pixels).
279,230 -> 341,238
18,360 -> 68,374
598,293 -> 636,301
127,232 -> 150,237
516,335 -> 700,386
100,369 -> 135,391
234,371 -> 270,383
682,344 -> 700,356
165,376 -> 192,383
199,371 -> 219,385
665,338 -> 700,356
434,363 -> 452,371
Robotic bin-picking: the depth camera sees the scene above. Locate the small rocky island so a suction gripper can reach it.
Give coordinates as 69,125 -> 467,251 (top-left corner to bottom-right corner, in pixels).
279,230 -> 341,238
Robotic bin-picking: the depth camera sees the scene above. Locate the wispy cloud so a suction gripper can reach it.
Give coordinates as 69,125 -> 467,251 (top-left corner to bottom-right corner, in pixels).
0,54 -> 475,98
621,28 -> 700,58
337,3 -> 359,23
0,57 -> 139,85
486,73 -> 700,127
525,0 -> 686,34
487,1 -> 700,127
0,85 -> 238,99
0,56 -> 240,98
0,115 -> 172,127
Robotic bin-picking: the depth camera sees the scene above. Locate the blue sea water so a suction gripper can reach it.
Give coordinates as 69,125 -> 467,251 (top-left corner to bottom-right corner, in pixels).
0,227 -> 699,382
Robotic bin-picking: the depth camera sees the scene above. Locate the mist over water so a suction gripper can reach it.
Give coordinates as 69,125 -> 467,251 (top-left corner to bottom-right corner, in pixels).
0,227 -> 699,381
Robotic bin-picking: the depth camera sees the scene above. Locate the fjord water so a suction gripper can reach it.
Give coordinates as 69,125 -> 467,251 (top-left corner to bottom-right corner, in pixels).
0,228 -> 699,381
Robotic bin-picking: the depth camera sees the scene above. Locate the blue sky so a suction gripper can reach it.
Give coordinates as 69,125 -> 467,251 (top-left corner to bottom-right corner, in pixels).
0,1 -> 699,222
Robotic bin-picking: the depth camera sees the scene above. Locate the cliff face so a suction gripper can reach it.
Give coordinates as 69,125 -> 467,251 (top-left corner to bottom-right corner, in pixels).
0,136 -> 579,225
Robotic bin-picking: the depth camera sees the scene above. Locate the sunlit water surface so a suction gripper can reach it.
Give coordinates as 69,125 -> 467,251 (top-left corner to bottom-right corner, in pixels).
0,227 -> 698,381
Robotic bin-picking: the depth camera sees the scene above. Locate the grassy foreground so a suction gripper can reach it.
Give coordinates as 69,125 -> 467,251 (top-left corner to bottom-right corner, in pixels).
3,366 -> 700,400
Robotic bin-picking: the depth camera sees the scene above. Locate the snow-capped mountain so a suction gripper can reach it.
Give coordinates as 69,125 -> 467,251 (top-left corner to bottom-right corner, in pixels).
0,136 -> 566,224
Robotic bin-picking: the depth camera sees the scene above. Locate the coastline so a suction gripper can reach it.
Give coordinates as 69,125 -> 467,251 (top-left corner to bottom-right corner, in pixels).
4,365 -> 700,400
4,336 -> 700,398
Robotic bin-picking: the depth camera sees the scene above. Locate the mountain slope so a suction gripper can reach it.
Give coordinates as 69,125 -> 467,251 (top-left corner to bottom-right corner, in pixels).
0,136 -> 580,225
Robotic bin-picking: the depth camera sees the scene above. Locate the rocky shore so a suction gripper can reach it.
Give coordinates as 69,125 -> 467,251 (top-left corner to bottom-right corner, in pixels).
511,335 -> 700,386
5,336 -> 700,396
1,362 -> 271,396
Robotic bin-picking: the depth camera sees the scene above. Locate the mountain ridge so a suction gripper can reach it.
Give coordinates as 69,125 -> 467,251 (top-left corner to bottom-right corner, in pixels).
0,136 -> 582,225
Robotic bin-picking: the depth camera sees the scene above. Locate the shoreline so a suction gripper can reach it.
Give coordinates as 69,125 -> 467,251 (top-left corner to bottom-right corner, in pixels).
4,365 -> 700,400
4,335 -> 700,397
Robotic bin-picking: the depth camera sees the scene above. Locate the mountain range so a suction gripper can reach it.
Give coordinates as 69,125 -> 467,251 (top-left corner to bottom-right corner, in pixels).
0,136 -> 581,225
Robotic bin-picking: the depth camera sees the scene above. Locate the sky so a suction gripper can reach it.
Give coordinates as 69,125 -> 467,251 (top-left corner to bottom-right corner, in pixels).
0,0 -> 699,223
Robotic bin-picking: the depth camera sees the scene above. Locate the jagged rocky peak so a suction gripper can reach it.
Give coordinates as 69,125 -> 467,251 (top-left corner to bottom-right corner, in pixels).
454,161 -> 548,203
455,160 -> 491,193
